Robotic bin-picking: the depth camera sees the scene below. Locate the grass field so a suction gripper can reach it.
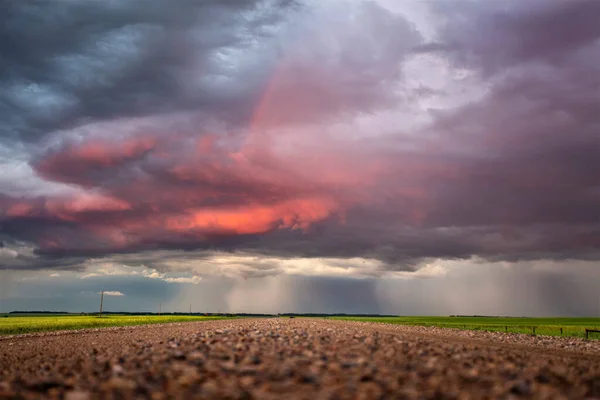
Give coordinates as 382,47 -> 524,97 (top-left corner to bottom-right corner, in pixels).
0,314 -> 232,336
332,316 -> 600,339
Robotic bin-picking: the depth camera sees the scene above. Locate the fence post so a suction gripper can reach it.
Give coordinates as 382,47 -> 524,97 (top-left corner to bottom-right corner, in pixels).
505,326 -> 508,332
560,328 -> 563,335
585,329 -> 600,340
532,326 -> 536,335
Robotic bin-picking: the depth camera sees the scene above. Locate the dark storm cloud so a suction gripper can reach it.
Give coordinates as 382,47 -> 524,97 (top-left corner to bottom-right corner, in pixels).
214,0 -> 600,267
0,0 -> 297,141
422,0 -> 600,74
0,0 -> 599,274
421,72 -> 600,228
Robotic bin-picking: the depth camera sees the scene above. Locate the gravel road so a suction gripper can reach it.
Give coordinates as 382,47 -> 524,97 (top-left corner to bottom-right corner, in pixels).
1,318 -> 599,399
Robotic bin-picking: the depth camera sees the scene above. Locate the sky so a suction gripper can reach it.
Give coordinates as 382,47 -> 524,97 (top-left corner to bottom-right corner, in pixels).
1,0 -> 599,316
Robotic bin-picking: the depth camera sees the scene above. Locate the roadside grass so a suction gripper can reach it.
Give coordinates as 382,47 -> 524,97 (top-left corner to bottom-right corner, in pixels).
332,316 -> 600,339
0,315 -> 233,336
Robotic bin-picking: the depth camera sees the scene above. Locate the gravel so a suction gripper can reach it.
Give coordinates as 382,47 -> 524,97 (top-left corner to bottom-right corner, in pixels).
1,318 -> 599,399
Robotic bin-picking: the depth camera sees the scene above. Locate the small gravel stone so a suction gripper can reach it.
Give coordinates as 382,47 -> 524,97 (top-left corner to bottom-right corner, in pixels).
510,381 -> 531,396
65,390 -> 91,400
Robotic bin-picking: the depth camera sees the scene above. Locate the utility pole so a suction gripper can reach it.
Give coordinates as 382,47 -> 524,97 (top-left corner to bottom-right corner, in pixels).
99,290 -> 104,316
159,302 -> 161,316
189,304 -> 192,315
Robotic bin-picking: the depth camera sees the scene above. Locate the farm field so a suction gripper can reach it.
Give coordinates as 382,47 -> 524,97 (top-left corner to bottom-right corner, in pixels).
333,316 -> 600,339
0,314 -> 232,336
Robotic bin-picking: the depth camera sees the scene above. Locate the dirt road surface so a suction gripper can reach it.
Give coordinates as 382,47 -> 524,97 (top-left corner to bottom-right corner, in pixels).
1,318 -> 599,399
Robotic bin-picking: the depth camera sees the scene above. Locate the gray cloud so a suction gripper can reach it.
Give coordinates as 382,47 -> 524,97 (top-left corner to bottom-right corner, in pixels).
0,0 -> 297,142
422,0 -> 600,75
0,0 -> 599,283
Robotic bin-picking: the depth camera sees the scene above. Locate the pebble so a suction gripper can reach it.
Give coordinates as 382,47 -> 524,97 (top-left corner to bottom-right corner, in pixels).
65,390 -> 91,400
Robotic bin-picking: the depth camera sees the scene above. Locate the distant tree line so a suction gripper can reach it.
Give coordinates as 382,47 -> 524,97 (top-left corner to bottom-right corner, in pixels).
279,313 -> 399,317
9,311 -> 274,317
449,315 -> 518,318
9,311 -> 402,317
10,311 -> 70,314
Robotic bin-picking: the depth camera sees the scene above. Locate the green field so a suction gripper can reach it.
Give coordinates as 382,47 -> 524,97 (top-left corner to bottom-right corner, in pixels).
0,314 -> 232,336
332,316 -> 600,339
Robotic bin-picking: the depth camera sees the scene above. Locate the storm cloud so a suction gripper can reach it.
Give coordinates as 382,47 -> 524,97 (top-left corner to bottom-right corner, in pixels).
0,0 -> 599,283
